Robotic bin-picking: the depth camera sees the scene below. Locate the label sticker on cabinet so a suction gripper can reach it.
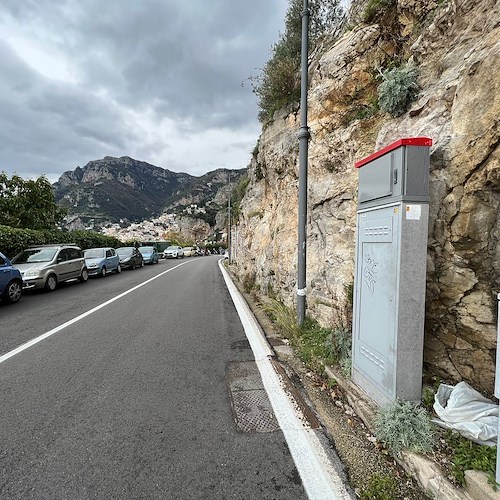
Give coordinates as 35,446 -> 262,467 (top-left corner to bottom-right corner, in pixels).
405,204 -> 421,220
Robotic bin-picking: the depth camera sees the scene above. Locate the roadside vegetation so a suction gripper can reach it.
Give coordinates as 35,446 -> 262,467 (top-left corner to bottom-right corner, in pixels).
374,399 -> 435,453
240,284 -> 498,492
252,0 -> 344,123
0,172 -> 66,230
252,0 -> 426,129
0,224 -> 122,258
0,172 -> 122,256
230,175 -> 250,223
262,298 -> 352,377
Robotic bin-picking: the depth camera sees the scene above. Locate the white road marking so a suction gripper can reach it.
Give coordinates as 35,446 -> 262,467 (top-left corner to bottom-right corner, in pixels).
219,260 -> 353,500
0,261 -> 190,365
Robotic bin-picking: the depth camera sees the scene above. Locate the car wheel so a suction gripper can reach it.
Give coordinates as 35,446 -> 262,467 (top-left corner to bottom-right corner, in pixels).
5,280 -> 22,303
45,274 -> 57,292
100,266 -> 107,278
79,268 -> 89,282
116,264 -> 122,273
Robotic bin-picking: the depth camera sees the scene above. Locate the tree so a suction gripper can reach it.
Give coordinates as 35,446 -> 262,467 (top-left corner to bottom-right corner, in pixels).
0,172 -> 66,230
253,0 -> 343,122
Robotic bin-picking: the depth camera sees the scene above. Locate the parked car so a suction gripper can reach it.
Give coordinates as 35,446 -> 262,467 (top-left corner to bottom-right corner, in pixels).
11,244 -> 88,291
163,246 -> 184,259
138,246 -> 159,264
0,251 -> 22,304
116,247 -> 144,269
84,247 -> 121,277
182,246 -> 195,257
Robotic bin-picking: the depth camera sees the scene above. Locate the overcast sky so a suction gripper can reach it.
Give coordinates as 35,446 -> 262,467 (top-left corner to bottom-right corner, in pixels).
0,0 -> 288,182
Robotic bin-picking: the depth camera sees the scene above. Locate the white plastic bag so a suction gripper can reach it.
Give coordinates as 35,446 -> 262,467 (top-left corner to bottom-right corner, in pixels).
433,381 -> 498,446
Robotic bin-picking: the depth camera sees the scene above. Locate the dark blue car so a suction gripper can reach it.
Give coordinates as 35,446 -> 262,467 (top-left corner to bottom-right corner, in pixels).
0,251 -> 22,304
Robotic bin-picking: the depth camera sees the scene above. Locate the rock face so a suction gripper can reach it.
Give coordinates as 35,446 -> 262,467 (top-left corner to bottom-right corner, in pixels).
234,0 -> 500,393
176,216 -> 212,243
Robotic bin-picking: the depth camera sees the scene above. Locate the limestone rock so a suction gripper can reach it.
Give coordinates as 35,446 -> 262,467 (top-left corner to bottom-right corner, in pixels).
234,0 -> 500,393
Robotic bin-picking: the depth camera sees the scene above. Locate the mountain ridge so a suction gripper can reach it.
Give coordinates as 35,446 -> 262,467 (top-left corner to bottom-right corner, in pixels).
53,156 -> 246,229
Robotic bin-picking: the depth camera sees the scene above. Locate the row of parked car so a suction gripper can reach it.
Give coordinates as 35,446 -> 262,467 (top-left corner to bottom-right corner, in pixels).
162,245 -> 217,258
0,243 -> 164,305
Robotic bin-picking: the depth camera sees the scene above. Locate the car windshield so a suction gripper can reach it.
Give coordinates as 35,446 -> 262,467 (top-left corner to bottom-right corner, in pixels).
12,248 -> 57,264
116,247 -> 133,256
84,249 -> 105,258
166,246 -> 177,251
139,246 -> 154,253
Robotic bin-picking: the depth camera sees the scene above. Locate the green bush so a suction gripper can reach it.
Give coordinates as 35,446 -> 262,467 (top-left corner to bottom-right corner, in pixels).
378,64 -> 420,117
253,0 -> 344,123
375,399 -> 435,453
0,224 -> 122,258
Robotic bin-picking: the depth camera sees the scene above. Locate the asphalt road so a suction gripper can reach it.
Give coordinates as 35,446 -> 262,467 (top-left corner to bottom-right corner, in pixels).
0,256 -> 309,499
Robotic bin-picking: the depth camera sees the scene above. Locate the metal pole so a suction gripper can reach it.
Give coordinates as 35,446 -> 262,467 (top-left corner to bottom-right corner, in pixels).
227,171 -> 231,262
297,0 -> 310,325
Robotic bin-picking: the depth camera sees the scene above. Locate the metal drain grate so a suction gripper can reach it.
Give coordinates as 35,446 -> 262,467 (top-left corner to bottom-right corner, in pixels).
227,361 -> 280,433
231,389 -> 280,433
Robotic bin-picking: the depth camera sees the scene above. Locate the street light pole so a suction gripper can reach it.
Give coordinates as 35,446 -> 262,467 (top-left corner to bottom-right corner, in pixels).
227,170 -> 231,262
297,0 -> 310,325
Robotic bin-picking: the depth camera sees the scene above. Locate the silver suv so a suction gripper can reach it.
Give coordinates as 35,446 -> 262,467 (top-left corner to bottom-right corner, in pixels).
12,244 -> 88,291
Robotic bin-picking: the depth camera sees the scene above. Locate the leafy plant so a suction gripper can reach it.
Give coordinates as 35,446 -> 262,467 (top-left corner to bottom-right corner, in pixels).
359,474 -> 397,500
263,299 -> 300,339
297,317 -> 338,370
378,63 -> 420,117
252,0 -> 344,123
375,399 -> 435,453
340,356 -> 352,378
0,172 -> 67,230
446,431 -> 498,487
362,0 -> 397,24
330,327 -> 351,362
421,386 -> 436,413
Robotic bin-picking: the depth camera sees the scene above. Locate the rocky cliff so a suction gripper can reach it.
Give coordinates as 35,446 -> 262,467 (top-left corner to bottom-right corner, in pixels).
234,0 -> 499,393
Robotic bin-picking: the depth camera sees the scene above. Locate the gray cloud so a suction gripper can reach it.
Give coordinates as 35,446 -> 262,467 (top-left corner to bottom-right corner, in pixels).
0,0 -> 287,180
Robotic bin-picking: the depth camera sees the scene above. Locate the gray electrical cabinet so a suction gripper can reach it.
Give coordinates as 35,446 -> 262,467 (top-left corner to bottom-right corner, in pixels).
352,137 -> 432,405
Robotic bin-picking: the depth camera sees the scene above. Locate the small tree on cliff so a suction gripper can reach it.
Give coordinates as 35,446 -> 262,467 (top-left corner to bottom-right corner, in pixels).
0,172 -> 66,230
253,0 -> 343,123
